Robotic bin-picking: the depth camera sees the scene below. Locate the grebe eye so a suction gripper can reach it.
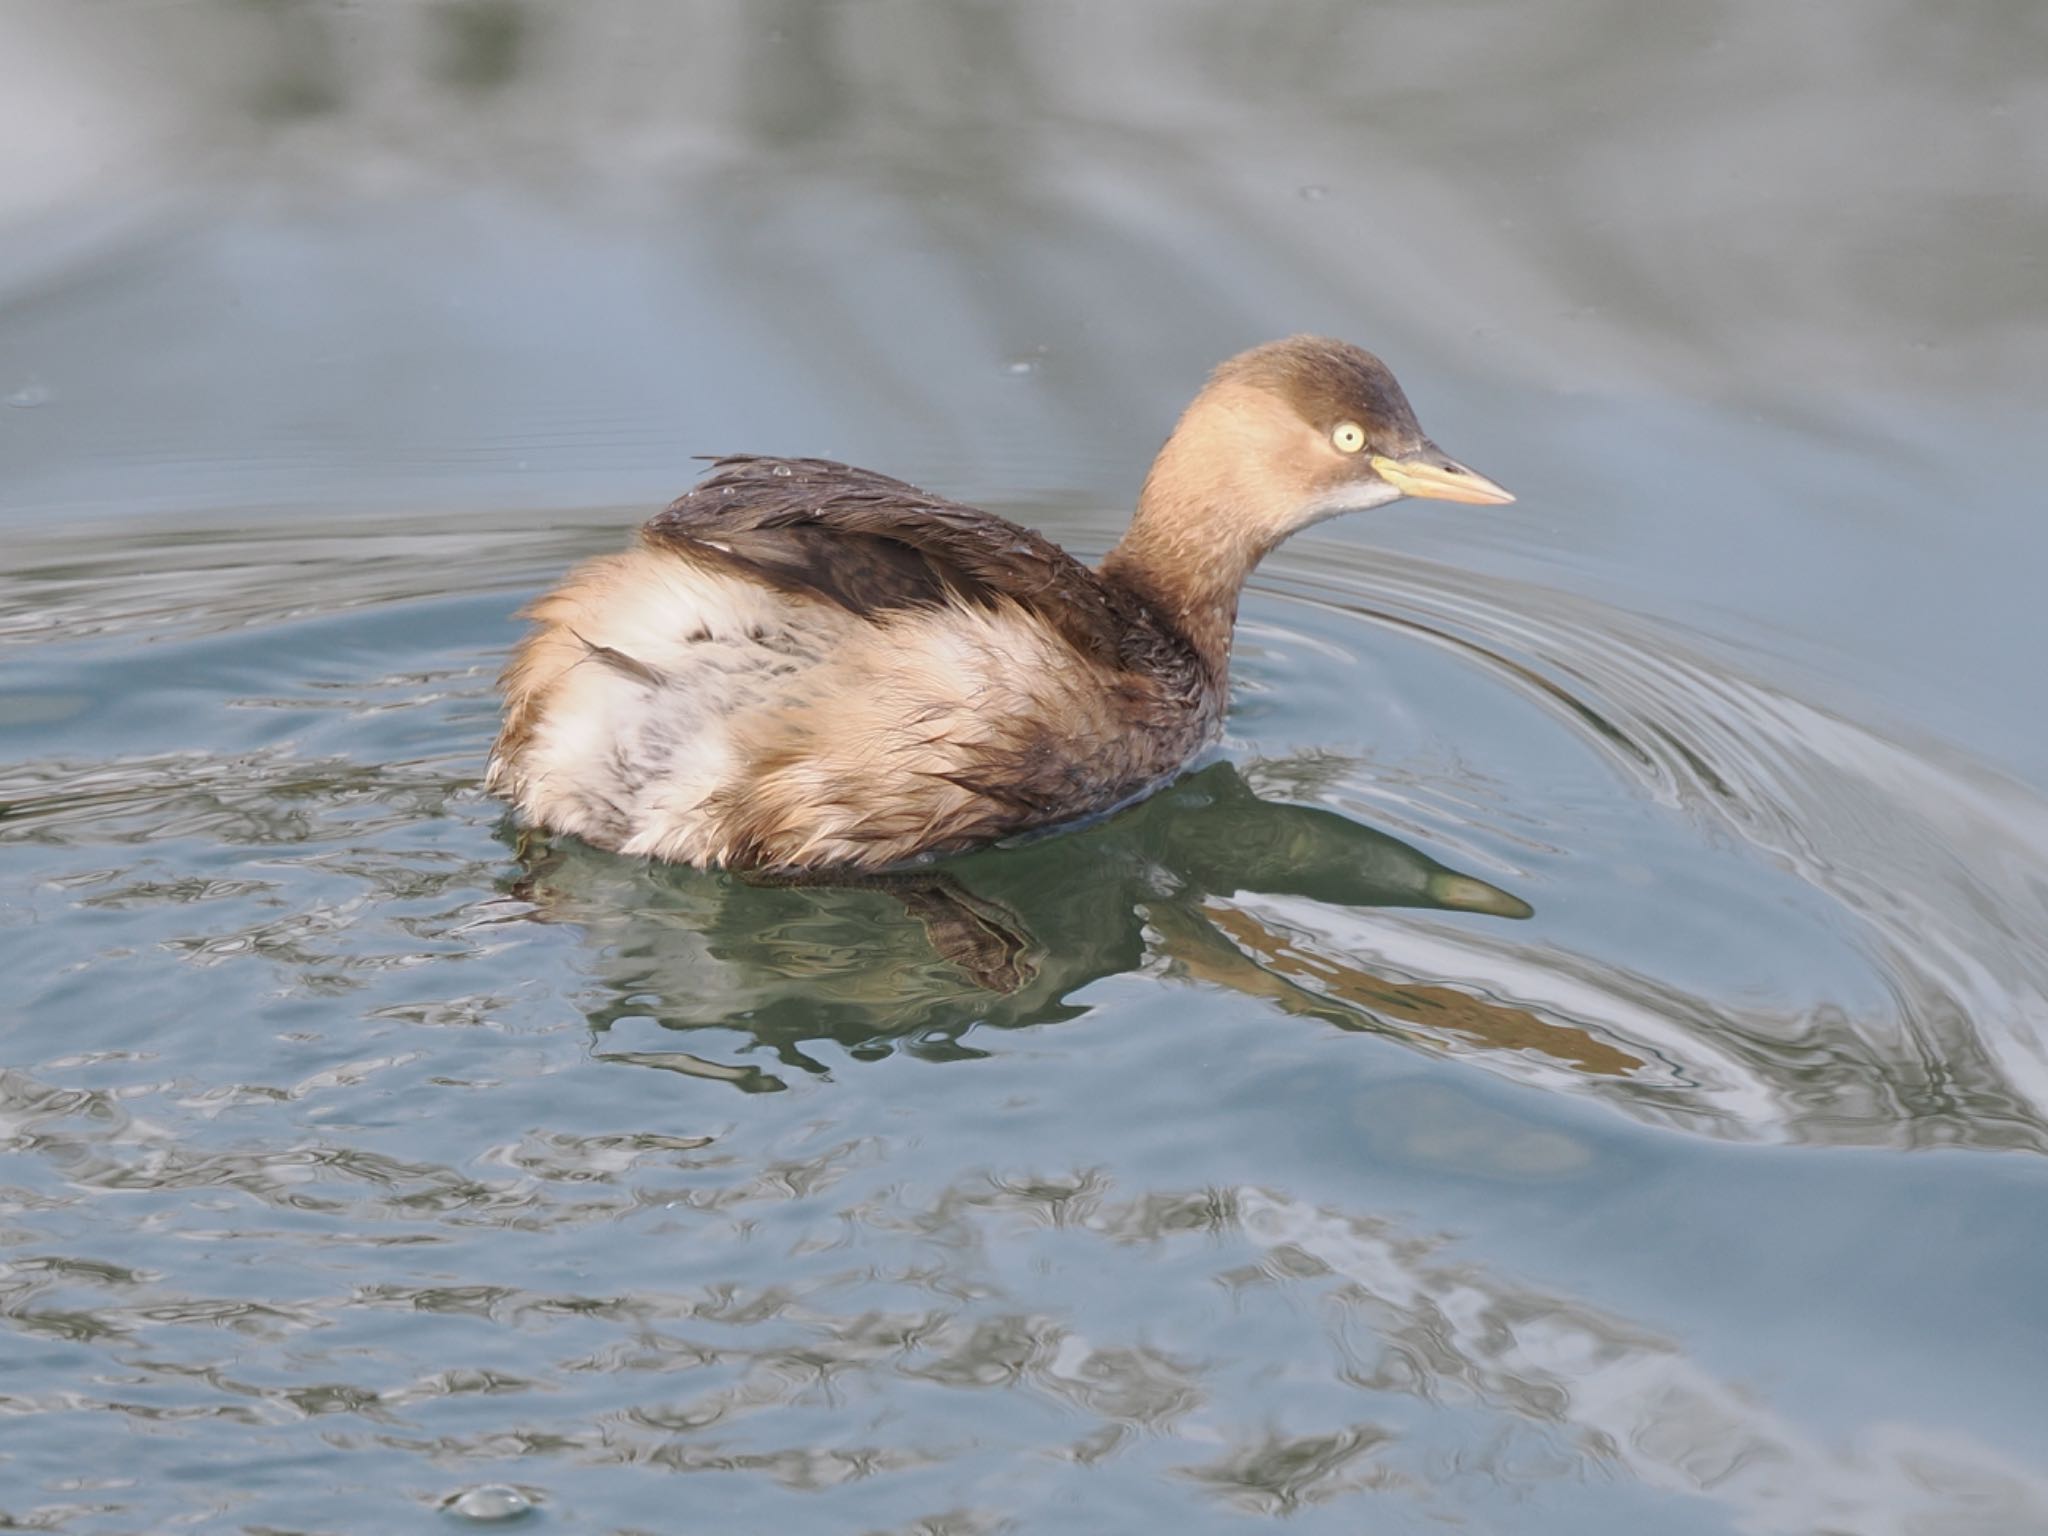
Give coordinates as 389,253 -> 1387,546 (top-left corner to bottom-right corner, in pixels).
1332,422 -> 1366,453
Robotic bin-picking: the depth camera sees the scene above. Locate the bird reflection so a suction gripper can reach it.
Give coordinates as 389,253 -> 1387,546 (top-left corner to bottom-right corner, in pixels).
502,761 -> 1552,1086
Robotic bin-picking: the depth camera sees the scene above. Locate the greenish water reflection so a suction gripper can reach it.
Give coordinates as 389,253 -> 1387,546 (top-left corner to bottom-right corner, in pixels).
515,762 -> 1546,1084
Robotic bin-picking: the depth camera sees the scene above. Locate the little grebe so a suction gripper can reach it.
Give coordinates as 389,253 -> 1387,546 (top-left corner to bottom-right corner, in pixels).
488,336 -> 1511,871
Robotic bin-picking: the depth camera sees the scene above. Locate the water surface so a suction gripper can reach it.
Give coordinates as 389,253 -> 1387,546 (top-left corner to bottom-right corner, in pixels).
5,5 -> 2048,1533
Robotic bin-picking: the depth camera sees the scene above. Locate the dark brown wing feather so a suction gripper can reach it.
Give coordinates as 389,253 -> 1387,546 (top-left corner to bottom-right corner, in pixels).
643,455 -> 1158,669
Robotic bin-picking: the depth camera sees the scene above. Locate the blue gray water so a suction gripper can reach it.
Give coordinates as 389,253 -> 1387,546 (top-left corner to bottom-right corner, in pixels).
5,4 -> 2048,1532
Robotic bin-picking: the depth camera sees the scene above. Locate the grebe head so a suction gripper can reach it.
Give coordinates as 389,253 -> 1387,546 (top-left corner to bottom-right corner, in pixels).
1106,337 -> 1512,662
1145,335 -> 1512,546
1217,334 -> 1512,520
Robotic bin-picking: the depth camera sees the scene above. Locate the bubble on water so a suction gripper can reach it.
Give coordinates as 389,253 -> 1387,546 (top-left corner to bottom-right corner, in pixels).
1297,183 -> 1330,201
444,1485 -> 535,1522
1004,345 -> 1048,376
5,382 -> 50,408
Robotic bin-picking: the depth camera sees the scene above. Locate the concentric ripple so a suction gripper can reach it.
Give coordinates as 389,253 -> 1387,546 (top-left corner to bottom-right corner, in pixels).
1249,540 -> 2048,1151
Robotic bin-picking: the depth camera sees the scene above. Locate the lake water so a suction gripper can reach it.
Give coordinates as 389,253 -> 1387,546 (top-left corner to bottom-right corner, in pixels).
5,4 -> 2048,1533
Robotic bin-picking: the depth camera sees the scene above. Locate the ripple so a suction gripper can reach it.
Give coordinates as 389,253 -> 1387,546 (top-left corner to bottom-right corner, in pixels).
6,510 -> 2048,1532
0,514 -> 612,647
10,511 -> 2048,1161
1252,540 -> 2048,1150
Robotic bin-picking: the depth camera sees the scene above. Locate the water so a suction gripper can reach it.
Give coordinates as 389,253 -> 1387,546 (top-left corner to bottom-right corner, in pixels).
5,4 -> 2048,1532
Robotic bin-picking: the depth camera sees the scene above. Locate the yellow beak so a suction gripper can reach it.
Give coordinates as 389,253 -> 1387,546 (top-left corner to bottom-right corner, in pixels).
1370,449 -> 1515,506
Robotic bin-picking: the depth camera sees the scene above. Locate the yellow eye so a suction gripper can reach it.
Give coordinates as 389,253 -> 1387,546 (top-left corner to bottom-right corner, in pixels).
1332,422 -> 1365,454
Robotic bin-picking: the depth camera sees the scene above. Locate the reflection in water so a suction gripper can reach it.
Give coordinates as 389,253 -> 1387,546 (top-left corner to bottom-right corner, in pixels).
504,760 -> 1543,1083
9,514 -> 2048,1155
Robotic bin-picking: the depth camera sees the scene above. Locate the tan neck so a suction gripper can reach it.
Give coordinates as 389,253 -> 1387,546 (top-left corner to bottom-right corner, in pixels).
1100,498 -> 1258,682
1100,384 -> 1311,682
